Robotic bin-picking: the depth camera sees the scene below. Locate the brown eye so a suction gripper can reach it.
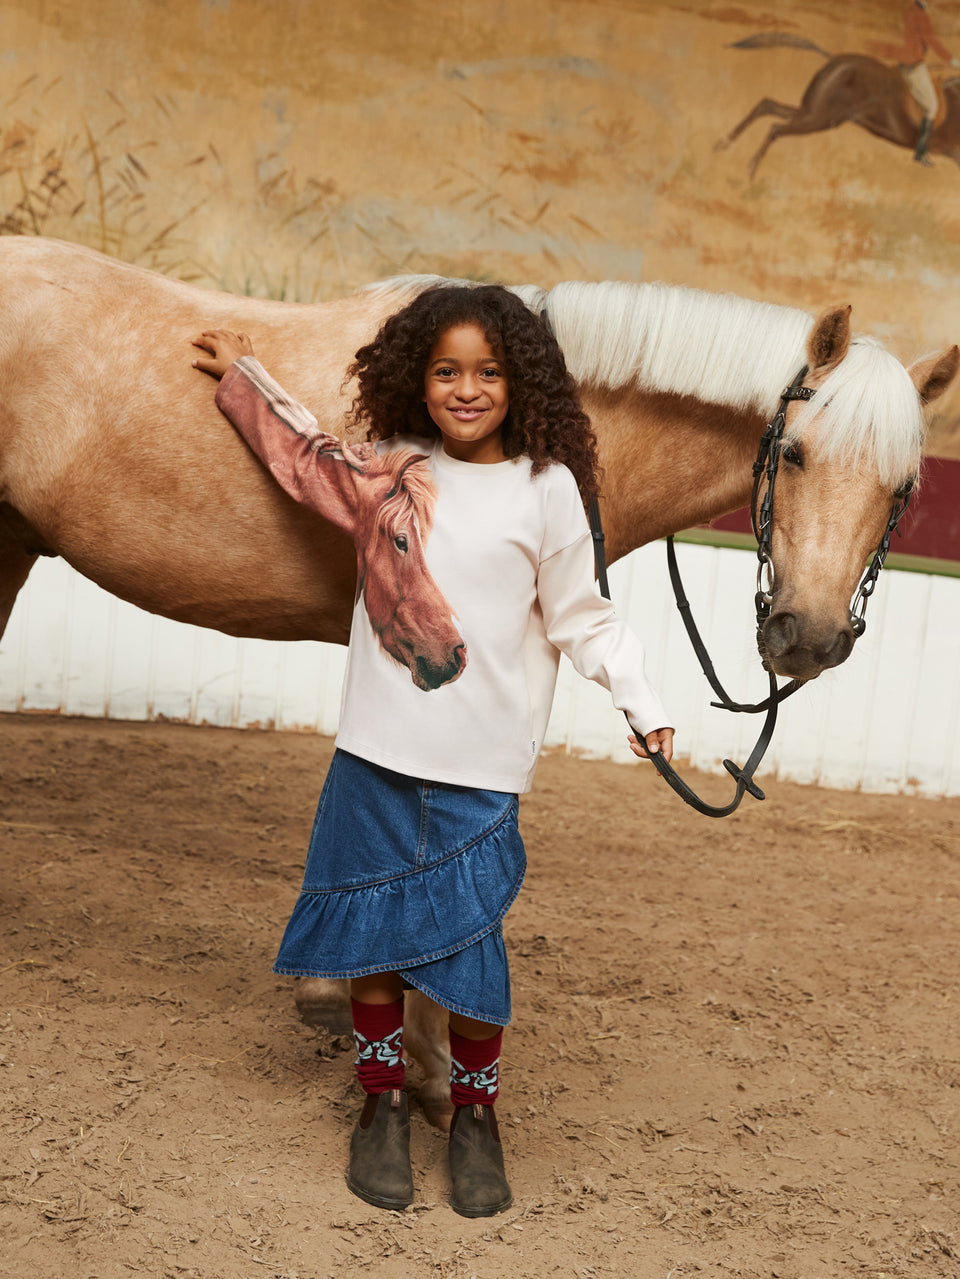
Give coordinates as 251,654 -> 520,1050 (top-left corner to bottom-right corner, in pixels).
782,443 -> 803,467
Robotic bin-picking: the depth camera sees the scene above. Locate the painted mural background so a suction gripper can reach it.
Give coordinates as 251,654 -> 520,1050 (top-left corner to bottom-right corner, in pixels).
3,0 -> 960,453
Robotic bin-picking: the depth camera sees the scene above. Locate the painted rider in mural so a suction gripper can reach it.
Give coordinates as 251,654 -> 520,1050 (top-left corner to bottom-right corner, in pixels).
869,0 -> 960,164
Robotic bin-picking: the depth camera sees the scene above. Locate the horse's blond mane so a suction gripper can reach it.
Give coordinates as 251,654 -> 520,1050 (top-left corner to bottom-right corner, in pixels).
365,275 -> 924,487
371,447 -> 436,543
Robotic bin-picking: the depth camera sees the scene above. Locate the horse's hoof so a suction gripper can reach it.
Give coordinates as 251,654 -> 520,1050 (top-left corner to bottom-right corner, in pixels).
297,1004 -> 354,1035
293,978 -> 353,1036
419,1091 -> 455,1132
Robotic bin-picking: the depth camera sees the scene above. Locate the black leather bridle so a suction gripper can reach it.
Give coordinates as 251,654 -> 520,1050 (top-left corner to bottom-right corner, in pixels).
589,368 -> 915,818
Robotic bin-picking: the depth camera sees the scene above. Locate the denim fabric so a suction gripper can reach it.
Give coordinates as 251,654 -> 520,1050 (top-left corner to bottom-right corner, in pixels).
273,750 -> 526,1025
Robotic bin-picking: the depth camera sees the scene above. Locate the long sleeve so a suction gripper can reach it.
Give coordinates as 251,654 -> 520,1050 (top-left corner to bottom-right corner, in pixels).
215,356 -> 371,534
537,530 -> 672,737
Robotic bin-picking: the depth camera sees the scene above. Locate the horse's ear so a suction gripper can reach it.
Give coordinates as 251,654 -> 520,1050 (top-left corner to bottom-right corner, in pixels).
907,345 -> 960,405
806,305 -> 851,371
337,440 -> 377,473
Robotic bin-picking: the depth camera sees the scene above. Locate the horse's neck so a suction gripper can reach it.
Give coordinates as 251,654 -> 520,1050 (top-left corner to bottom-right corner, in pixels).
582,386 -> 767,563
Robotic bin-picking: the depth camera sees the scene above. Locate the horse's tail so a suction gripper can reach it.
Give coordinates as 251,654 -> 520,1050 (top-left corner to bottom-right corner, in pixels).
729,33 -> 831,59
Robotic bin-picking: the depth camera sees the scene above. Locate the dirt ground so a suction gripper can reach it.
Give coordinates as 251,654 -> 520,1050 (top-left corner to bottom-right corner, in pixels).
1,712 -> 958,1279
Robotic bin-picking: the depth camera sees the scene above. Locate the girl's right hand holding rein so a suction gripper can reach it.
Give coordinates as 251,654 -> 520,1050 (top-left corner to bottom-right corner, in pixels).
628,727 -> 675,765
192,328 -> 255,380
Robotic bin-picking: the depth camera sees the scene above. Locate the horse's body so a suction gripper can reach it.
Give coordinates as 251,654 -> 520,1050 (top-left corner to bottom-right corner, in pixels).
2,237 -> 956,1126
0,238 -> 391,647
717,51 -> 960,176
2,237 -> 954,686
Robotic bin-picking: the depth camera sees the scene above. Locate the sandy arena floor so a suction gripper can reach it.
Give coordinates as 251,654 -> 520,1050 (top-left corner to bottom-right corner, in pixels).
1,712 -> 958,1279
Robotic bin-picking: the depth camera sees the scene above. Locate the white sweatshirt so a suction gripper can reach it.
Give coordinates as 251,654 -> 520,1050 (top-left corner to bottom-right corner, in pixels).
217,357 -> 672,793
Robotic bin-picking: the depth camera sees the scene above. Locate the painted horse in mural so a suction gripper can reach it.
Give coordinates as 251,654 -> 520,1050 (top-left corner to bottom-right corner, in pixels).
0,236 -> 956,1123
716,36 -> 960,177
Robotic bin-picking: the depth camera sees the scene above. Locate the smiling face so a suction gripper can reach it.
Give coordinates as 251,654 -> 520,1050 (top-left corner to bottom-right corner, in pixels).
423,323 -> 509,464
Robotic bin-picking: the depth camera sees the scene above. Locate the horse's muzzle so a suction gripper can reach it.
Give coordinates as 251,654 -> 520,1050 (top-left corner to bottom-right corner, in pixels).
412,643 -> 467,691
760,611 -> 854,680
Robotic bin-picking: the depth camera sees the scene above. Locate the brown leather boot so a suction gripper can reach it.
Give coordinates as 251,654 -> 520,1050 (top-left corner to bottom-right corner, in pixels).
345,1089 -> 414,1210
448,1102 -> 513,1218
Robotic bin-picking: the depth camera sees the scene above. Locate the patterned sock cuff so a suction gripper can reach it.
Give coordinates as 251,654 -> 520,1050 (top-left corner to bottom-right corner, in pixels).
449,1027 -> 503,1106
351,996 -> 405,1094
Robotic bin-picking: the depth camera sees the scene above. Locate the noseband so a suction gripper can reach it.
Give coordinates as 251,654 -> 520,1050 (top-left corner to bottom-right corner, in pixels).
589,367 -> 915,818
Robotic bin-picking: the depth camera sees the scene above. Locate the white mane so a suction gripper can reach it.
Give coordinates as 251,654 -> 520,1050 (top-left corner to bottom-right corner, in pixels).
364,275 -> 923,487
788,337 -> 924,487
544,280 -> 810,411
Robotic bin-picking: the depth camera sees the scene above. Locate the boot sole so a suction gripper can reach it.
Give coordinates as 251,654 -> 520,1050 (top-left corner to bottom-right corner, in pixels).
450,1191 -> 513,1218
345,1173 -> 413,1211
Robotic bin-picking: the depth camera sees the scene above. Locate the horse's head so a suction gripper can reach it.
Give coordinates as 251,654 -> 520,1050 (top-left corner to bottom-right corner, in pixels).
351,448 -> 466,691
758,306 -> 959,681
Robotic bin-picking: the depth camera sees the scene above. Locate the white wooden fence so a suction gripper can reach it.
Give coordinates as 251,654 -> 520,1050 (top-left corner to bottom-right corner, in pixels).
2,545 -> 958,797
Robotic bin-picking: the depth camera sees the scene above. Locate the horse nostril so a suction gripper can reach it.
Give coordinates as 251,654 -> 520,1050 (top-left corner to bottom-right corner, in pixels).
820,628 -> 854,670
762,612 -> 797,658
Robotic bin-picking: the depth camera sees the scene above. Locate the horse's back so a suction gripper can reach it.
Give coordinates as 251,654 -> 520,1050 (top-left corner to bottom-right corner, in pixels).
0,235 -> 381,366
0,236 -> 231,348
803,53 -> 905,104
0,239 -> 256,488
0,236 -> 386,470
0,235 -> 268,312
790,52 -> 917,142
0,238 -> 394,641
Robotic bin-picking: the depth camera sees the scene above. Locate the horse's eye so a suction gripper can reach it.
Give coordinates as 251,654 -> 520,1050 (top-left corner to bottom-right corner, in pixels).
782,442 -> 803,467
394,533 -> 408,553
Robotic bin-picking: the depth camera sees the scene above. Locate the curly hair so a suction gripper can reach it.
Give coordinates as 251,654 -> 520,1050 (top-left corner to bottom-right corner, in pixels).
346,284 -> 601,503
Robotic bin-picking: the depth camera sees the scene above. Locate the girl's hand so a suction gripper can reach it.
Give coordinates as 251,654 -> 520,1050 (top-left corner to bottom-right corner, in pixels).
628,727 -> 674,766
191,328 -> 255,379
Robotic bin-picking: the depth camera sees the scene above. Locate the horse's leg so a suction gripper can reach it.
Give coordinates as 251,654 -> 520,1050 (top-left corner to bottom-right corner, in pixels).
404,990 -> 453,1131
293,976 -> 353,1035
295,977 -> 453,1129
748,114 -> 823,179
715,97 -> 796,151
0,535 -> 36,641
740,62 -> 905,177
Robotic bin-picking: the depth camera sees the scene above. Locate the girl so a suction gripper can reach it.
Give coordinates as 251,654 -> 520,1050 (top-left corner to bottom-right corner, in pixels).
192,284 -> 674,1218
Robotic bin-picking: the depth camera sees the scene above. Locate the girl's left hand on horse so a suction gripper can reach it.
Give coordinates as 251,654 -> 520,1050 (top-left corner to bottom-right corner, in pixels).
628,727 -> 674,765
191,328 -> 255,379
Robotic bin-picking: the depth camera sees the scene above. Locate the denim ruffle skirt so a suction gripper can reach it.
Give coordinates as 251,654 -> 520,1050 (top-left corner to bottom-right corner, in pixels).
273,749 -> 526,1026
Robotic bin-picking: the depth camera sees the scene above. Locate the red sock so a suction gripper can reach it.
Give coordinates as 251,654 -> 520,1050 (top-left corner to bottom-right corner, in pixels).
449,1027 -> 503,1106
351,997 -> 405,1094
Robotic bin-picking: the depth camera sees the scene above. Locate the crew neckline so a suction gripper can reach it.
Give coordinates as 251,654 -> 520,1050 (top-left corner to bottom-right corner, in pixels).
431,442 -> 521,474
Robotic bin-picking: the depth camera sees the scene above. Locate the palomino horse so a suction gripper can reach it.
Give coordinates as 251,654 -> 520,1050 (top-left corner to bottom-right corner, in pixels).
717,44 -> 960,177
0,237 -> 956,1123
